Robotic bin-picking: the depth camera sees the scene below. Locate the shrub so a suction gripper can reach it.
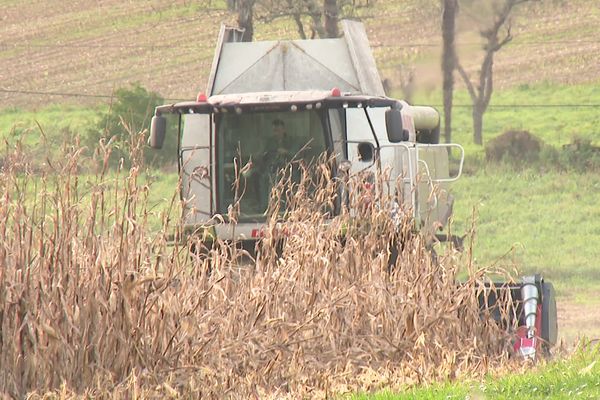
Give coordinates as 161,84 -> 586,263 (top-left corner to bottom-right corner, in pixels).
558,136 -> 600,172
484,130 -> 600,172
485,130 -> 542,164
87,83 -> 177,168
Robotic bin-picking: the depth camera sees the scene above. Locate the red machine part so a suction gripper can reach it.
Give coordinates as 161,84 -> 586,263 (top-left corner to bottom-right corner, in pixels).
513,304 -> 543,357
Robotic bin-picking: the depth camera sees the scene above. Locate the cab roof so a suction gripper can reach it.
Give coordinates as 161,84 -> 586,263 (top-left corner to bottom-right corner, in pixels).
155,90 -> 398,115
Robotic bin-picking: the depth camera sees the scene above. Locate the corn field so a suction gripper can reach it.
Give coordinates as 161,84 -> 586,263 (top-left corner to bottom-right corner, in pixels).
0,131 -> 517,399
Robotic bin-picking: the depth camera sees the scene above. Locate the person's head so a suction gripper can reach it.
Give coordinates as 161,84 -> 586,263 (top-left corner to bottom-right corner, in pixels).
272,119 -> 286,141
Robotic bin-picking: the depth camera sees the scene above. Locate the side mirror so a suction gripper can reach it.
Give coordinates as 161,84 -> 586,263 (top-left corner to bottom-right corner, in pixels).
149,115 -> 166,149
357,142 -> 375,162
385,108 -> 407,143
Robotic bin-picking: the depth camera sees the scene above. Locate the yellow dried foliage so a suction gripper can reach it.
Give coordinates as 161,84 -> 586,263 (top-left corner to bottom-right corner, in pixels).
0,132 -> 517,398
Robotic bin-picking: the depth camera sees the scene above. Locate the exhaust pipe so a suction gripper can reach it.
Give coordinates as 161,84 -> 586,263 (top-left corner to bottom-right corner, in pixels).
478,274 -> 557,360
516,275 -> 539,359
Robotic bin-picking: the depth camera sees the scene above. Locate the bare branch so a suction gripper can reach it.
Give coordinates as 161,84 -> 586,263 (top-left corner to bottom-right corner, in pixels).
256,10 -> 303,23
497,24 -> 513,48
456,63 -> 477,103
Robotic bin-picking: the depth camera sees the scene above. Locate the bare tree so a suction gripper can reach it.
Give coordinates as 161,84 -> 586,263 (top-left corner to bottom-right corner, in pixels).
229,0 -> 366,43
457,0 -> 530,145
254,0 -> 366,40
304,0 -> 327,38
253,0 -> 324,39
394,65 -> 415,103
286,0 -> 309,39
441,0 -> 458,143
236,0 -> 256,41
323,0 -> 340,38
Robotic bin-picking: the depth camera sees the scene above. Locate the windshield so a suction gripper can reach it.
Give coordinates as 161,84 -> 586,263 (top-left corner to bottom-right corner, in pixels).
216,109 -> 328,219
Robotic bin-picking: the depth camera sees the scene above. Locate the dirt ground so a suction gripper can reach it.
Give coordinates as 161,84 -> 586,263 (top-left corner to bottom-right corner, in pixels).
556,294 -> 600,349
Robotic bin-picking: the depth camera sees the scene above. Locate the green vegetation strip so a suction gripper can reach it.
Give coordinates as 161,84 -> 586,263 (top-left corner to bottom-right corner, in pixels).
355,345 -> 600,399
0,104 -> 100,146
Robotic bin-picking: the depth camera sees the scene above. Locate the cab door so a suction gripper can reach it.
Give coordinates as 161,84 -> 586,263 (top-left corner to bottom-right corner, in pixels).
180,114 -> 213,226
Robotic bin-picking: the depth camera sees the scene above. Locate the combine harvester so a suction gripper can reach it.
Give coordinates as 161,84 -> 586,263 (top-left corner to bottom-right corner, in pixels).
148,21 -> 557,358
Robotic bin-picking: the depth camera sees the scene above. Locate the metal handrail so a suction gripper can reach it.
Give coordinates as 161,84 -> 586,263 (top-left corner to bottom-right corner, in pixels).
378,142 -> 418,219
415,143 -> 465,183
418,159 -> 438,210
378,142 -> 416,184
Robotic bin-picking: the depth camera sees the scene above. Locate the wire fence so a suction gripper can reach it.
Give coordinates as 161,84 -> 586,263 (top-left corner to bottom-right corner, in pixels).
2,88 -> 599,109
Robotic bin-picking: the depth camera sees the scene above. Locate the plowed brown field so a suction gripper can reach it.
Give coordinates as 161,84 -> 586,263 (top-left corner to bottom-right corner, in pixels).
1,0 -> 599,108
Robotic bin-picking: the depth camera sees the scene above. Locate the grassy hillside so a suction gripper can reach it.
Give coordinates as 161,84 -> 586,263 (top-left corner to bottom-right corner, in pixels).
453,170 -> 600,283
1,0 -> 599,108
415,83 -> 600,154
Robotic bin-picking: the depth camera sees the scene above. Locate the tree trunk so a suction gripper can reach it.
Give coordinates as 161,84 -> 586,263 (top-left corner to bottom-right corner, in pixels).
323,0 -> 339,38
441,0 -> 458,144
293,13 -> 308,39
473,104 -> 484,145
304,0 -> 326,38
237,0 -> 255,42
226,0 -> 237,11
443,85 -> 453,143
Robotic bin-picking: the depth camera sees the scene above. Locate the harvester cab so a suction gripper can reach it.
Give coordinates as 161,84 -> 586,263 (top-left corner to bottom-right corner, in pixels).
150,20 -> 462,243
150,90 -> 461,237
149,20 -> 557,358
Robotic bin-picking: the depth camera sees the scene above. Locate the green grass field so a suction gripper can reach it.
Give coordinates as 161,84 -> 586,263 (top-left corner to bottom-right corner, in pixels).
0,104 -> 99,149
452,169 -> 600,285
415,83 -> 600,291
414,82 -> 600,156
